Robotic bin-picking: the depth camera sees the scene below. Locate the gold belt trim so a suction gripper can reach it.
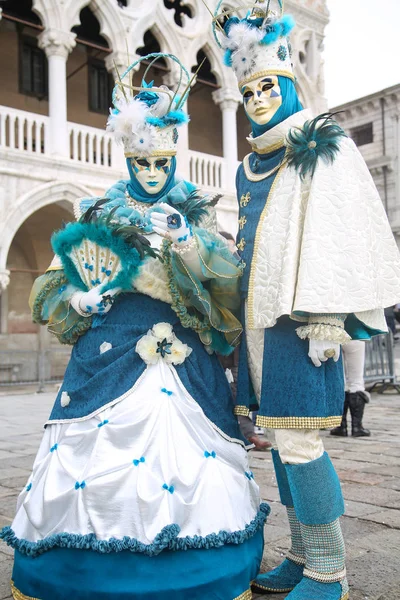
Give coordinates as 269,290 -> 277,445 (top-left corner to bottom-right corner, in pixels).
234,405 -> 250,417
256,415 -> 343,430
12,581 -> 252,600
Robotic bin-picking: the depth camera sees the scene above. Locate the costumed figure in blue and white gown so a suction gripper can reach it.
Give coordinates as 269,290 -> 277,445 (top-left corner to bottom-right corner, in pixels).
211,2 -> 400,599
1,54 -> 269,600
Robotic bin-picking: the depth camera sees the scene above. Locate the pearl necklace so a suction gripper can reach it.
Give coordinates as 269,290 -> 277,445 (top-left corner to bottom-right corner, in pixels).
125,191 -> 154,215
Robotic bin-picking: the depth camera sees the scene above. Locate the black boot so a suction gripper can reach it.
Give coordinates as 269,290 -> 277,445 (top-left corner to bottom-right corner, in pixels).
348,391 -> 371,437
330,393 -> 349,436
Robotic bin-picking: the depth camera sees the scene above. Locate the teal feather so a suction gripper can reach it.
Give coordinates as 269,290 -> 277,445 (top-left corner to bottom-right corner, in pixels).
286,113 -> 346,180
146,110 -> 189,128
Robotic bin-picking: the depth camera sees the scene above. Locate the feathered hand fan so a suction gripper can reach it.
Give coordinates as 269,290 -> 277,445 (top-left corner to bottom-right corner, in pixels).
52,198 -> 159,292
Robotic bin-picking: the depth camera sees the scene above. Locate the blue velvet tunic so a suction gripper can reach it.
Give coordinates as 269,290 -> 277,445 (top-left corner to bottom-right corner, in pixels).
235,150 -> 344,427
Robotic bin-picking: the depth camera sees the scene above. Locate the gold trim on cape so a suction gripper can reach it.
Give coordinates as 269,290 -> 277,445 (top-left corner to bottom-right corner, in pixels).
256,415 -> 343,430
249,140 -> 286,155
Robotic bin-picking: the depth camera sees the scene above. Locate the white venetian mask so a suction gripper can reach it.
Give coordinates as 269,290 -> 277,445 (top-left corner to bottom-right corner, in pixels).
130,157 -> 172,195
241,74 -> 282,126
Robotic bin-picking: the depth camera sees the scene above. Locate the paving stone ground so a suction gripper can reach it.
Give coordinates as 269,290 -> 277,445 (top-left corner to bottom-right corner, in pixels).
0,386 -> 399,600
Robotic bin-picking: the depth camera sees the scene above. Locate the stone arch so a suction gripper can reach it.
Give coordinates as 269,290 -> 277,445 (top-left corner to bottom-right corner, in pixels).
0,181 -> 92,271
33,0 -> 127,54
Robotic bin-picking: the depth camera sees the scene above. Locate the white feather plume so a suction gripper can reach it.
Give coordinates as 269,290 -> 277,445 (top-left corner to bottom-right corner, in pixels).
106,99 -> 149,145
222,22 -> 264,51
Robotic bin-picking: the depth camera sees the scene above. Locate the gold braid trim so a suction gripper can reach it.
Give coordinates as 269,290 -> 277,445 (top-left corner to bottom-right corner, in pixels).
252,581 -> 294,593
233,589 -> 252,600
234,405 -> 250,417
248,140 -> 286,155
11,581 -> 40,600
11,581 -> 253,600
256,415 -> 343,430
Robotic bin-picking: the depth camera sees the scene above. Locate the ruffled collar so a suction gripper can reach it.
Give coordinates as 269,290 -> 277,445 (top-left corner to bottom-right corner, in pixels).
246,109 -> 313,155
108,180 -> 196,234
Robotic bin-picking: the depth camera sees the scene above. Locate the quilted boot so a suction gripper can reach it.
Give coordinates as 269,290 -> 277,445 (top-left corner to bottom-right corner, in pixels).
348,391 -> 371,437
284,453 -> 349,600
252,450 -> 305,594
330,393 -> 349,437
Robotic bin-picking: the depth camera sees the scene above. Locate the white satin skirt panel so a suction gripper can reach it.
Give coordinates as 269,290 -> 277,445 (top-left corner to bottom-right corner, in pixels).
12,360 -> 260,544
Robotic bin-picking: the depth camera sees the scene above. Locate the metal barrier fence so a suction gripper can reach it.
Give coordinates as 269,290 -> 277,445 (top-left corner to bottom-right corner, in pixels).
0,348 -> 71,392
364,332 -> 400,393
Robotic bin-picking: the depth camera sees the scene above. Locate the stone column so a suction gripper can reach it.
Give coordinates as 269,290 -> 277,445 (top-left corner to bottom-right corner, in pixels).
163,70 -> 190,180
0,269 -> 10,294
38,29 -> 76,157
212,88 -> 242,189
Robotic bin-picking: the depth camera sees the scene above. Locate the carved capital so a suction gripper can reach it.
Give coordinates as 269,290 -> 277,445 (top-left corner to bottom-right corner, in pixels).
105,51 -> 139,78
0,269 -> 10,293
212,88 -> 242,111
38,29 -> 76,59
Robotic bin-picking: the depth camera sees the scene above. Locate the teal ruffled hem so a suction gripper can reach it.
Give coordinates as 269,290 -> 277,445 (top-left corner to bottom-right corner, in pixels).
1,503 -> 269,558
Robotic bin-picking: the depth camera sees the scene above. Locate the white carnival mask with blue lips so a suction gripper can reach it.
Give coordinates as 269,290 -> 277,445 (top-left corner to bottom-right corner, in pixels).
131,156 -> 172,195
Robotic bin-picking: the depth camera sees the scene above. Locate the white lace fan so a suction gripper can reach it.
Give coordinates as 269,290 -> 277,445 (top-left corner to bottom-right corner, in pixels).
67,240 -> 123,290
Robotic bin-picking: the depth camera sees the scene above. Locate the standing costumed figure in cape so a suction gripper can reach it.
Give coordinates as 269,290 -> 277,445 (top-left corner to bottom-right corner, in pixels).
211,2 -> 400,599
0,54 -> 269,600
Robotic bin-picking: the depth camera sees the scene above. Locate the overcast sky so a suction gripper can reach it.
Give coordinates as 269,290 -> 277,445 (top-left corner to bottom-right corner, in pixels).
324,0 -> 400,107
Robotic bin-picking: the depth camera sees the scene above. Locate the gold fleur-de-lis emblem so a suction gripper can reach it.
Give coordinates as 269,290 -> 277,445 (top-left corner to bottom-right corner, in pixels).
238,216 -> 247,230
240,192 -> 251,207
237,237 -> 246,252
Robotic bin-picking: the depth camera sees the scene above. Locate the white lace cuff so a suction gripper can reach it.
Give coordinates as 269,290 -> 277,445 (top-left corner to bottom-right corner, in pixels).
296,313 -> 350,343
296,323 -> 351,344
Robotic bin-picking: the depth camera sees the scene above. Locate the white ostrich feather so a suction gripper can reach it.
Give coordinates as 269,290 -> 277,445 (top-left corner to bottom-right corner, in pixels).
223,22 -> 264,51
106,99 -> 149,144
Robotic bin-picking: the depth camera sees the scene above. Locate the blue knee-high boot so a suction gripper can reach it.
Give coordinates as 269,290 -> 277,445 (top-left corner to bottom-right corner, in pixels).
284,452 -> 349,600
252,450 -> 305,594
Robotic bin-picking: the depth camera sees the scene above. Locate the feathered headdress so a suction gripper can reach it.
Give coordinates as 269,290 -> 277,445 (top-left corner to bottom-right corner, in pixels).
107,53 -> 191,158
211,0 -> 295,88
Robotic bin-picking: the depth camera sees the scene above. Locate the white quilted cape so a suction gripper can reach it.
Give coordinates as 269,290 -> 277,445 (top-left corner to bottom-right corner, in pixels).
247,111 -> 400,331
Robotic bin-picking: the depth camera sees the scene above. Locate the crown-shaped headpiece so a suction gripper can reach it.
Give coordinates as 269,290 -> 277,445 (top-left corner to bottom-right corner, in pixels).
212,0 -> 295,89
107,53 -> 192,158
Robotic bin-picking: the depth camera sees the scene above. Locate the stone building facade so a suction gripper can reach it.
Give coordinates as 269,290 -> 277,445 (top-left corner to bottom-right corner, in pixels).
0,0 -> 329,373
332,84 -> 400,249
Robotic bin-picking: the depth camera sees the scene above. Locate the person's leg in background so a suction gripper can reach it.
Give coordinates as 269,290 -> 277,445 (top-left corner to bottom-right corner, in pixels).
332,340 -> 370,438
253,429 -> 348,600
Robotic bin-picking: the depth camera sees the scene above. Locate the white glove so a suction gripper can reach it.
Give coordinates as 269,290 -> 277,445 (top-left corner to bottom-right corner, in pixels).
150,203 -> 193,246
308,339 -> 341,368
71,285 -> 120,317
